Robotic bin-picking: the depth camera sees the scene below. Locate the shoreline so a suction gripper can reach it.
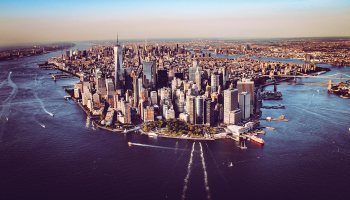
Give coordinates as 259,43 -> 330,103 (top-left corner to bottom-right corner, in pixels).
57,58 -> 337,142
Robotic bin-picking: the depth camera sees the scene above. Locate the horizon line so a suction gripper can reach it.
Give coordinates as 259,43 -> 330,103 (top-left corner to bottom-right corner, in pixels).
2,35 -> 350,47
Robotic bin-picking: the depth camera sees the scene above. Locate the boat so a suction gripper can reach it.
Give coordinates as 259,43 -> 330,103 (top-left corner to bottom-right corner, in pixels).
250,135 -> 265,145
128,142 -> 132,147
228,162 -> 233,167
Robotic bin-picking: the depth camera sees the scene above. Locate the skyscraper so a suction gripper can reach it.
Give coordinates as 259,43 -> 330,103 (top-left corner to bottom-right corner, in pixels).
195,96 -> 204,124
157,69 -> 168,89
239,92 -> 251,120
237,78 -> 255,113
143,61 -> 156,89
211,74 -> 219,93
205,99 -> 215,126
195,68 -> 202,91
223,88 -> 238,124
114,45 -> 123,90
186,95 -> 195,124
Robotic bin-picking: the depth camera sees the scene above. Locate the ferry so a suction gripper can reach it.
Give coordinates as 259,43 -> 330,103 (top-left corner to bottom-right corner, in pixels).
250,135 -> 265,145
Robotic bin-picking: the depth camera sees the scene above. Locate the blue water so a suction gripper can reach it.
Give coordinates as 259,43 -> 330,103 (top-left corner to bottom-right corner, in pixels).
0,44 -> 350,200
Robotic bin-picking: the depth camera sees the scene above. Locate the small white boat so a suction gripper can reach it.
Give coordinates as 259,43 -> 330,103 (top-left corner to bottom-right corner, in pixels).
228,162 -> 233,167
128,142 -> 132,147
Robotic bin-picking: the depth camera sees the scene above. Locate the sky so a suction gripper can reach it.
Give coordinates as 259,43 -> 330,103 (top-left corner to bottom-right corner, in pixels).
0,0 -> 350,46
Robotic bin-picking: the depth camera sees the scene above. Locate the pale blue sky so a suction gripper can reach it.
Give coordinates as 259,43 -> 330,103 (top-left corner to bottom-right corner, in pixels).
1,0 -> 350,45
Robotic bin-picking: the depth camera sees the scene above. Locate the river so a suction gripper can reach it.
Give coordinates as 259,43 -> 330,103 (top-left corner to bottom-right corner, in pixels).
0,43 -> 350,200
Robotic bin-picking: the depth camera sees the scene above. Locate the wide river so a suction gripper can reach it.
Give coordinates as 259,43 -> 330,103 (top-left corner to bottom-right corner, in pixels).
1,43 -> 350,200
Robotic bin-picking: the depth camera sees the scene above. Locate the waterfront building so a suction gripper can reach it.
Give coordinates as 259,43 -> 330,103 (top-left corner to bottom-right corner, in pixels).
205,99 -> 215,126
237,78 -> 255,114
239,92 -> 251,120
195,96 -> 205,124
186,95 -> 195,124
229,109 -> 242,125
223,88 -> 238,124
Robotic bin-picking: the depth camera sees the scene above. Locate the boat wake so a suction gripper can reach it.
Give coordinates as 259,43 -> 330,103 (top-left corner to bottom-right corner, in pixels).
33,117 -> 46,128
181,142 -> 196,200
0,72 -> 18,140
127,142 -> 182,151
34,92 -> 54,117
199,142 -> 211,200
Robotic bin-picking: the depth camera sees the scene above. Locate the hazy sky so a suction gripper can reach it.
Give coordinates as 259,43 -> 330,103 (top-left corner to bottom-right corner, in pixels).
1,0 -> 350,46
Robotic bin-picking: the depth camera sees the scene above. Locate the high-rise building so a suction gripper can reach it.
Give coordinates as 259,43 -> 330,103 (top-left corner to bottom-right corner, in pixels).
195,68 -> 201,91
95,69 -> 106,97
143,61 -> 156,89
150,91 -> 158,105
237,78 -> 255,113
211,74 -> 219,93
105,78 -> 115,97
195,96 -> 205,124
205,99 -> 215,126
133,75 -> 139,108
229,109 -> 242,125
114,45 -> 123,89
223,88 -> 238,124
186,95 -> 195,124
157,69 -> 168,89
239,92 -> 251,120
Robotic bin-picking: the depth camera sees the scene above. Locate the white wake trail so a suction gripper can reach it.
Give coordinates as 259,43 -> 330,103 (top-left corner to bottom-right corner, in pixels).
34,92 -> 54,117
0,72 -> 18,140
128,142 -> 184,151
181,142 -> 196,200
200,142 -> 211,200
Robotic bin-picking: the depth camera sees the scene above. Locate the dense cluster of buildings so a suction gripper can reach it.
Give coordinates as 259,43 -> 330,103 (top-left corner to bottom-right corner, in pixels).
47,40 -> 320,129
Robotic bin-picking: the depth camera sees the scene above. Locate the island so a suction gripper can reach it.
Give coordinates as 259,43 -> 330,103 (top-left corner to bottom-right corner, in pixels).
44,38 -> 350,145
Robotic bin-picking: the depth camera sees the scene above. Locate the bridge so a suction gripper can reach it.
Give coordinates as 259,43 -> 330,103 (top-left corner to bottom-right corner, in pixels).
263,73 -> 350,81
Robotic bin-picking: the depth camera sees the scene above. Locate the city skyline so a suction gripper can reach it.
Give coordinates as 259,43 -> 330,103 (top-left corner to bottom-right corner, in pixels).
1,0 -> 350,46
